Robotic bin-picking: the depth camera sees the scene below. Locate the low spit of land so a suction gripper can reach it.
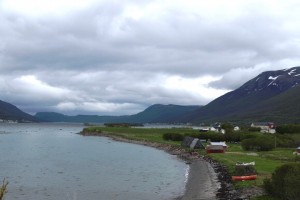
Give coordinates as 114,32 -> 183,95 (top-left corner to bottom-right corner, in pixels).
80,126 -> 299,200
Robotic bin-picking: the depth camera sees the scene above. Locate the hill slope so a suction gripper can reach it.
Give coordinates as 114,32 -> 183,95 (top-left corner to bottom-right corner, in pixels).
0,100 -> 36,122
183,67 -> 300,123
35,104 -> 201,123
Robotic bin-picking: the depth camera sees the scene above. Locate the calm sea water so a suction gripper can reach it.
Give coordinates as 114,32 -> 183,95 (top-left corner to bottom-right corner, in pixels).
0,123 -> 188,200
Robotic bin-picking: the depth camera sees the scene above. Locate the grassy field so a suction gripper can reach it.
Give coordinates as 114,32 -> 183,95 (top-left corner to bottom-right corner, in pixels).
84,126 -> 197,145
83,126 -> 299,197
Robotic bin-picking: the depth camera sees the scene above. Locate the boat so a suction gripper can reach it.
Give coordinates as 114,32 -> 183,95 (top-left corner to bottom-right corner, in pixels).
232,161 -> 257,181
236,161 -> 255,166
232,175 -> 257,181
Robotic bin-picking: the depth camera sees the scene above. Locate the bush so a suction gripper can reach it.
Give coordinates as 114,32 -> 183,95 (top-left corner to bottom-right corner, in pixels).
248,127 -> 261,132
221,123 -> 234,134
276,124 -> 300,134
240,132 -> 261,140
275,134 -> 296,148
0,179 -> 8,200
162,133 -> 184,141
184,132 -> 225,142
263,163 -> 300,200
241,136 -> 275,151
224,132 -> 241,143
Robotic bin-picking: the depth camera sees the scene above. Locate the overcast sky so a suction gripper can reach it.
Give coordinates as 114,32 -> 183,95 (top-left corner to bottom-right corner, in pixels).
1,0 -> 300,115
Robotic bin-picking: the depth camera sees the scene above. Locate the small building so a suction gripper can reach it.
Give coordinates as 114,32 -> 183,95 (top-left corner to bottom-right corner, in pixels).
251,122 -> 276,133
199,127 -> 210,132
210,141 -> 228,148
294,147 -> 300,156
234,126 -> 240,131
181,137 -> 205,149
198,124 -> 223,133
209,127 -> 217,132
206,145 -> 225,153
206,142 -> 228,153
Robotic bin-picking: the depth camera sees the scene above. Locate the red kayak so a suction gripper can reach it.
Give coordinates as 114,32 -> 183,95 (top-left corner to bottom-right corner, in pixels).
232,175 -> 257,181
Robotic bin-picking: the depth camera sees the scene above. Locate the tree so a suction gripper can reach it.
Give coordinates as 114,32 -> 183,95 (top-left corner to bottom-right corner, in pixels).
221,123 -> 234,134
264,163 -> 300,200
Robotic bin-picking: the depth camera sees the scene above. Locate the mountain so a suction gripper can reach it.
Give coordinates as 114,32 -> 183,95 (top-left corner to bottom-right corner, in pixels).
182,66 -> 300,123
129,104 -> 202,123
35,112 -> 128,123
0,100 -> 36,122
35,104 -> 201,123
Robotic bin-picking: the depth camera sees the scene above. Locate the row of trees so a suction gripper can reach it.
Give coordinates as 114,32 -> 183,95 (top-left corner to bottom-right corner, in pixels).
220,122 -> 300,134
276,124 -> 300,134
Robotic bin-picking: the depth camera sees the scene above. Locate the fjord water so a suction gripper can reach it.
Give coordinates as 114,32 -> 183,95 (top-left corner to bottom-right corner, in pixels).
0,123 -> 187,200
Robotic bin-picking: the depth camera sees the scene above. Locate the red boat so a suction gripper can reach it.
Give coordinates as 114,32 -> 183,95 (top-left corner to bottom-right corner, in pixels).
232,175 -> 257,181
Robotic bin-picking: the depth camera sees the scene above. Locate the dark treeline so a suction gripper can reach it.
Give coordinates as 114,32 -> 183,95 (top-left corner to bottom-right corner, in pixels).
276,124 -> 300,134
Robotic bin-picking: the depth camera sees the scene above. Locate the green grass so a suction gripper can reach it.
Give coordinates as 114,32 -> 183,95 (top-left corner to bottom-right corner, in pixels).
84,126 -> 198,145
251,195 -> 276,200
209,146 -> 298,194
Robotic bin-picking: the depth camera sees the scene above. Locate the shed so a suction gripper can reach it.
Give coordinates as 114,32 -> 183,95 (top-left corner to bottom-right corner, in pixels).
206,145 -> 225,153
181,137 -> 205,149
210,142 -> 228,148
234,126 -> 240,131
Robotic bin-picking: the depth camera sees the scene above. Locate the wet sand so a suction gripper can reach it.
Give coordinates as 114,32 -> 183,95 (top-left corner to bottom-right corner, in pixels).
176,159 -> 219,200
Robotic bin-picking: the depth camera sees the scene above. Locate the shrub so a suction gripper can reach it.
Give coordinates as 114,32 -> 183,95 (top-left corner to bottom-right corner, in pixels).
276,124 -> 300,134
184,132 -> 225,142
240,132 -> 261,140
263,163 -> 300,200
275,134 -> 296,148
221,123 -> 234,134
241,136 -> 274,151
184,132 -> 200,138
224,132 -> 241,143
234,165 -> 256,176
248,127 -> 261,132
162,133 -> 184,141
0,179 -> 8,200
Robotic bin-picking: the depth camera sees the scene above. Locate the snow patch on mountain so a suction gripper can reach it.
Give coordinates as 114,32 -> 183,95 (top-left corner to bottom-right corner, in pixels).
288,69 -> 296,75
268,76 -> 279,80
267,76 -> 279,87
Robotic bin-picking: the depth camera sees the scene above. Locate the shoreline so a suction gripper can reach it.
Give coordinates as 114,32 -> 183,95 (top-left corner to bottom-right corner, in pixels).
80,131 -> 241,200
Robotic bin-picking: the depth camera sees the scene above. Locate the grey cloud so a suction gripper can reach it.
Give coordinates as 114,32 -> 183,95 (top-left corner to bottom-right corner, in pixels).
1,0 -> 300,115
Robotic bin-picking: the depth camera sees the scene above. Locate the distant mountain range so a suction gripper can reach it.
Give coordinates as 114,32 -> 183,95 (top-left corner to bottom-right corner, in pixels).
0,100 -> 36,122
35,104 -> 201,123
181,66 -> 300,123
2,66 -> 300,124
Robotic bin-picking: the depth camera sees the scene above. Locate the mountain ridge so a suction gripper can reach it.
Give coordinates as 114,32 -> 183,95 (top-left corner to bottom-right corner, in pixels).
0,100 -> 36,122
181,66 -> 300,123
3,66 -> 300,124
35,104 -> 201,123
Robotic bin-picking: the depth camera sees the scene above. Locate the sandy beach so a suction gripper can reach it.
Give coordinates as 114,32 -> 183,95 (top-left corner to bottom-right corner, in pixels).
176,160 -> 219,200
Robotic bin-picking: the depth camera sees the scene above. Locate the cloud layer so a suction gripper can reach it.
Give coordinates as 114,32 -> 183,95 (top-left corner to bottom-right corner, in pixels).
1,0 -> 300,115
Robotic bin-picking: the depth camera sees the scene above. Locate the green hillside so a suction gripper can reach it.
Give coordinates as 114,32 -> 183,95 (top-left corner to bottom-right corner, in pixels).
0,100 -> 36,122
35,104 -> 201,123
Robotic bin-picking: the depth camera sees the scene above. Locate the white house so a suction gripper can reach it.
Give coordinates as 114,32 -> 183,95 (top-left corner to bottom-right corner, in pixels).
251,122 -> 276,133
234,126 -> 240,131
